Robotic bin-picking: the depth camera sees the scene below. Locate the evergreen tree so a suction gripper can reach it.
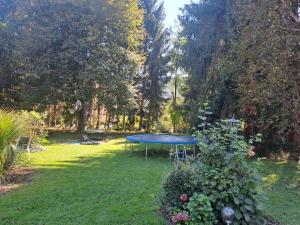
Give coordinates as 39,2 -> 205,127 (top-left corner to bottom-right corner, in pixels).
140,0 -> 171,131
1,0 -> 144,134
179,0 -> 300,149
179,0 -> 230,125
0,0 -> 20,108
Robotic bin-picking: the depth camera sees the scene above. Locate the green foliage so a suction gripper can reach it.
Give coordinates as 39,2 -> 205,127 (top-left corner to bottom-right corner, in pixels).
162,108 -> 265,224
19,111 -> 47,151
0,110 -> 24,175
0,0 -> 145,134
179,0 -> 228,126
0,0 -> 19,108
162,163 -> 197,208
138,0 -> 171,130
159,100 -> 188,133
195,106 -> 261,167
193,163 -> 265,224
186,193 -> 215,225
212,0 -> 300,146
179,0 -> 300,148
195,111 -> 265,224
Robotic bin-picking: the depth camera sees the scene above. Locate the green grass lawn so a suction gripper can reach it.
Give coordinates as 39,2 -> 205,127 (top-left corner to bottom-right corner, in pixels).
258,160 -> 300,224
0,134 -> 299,225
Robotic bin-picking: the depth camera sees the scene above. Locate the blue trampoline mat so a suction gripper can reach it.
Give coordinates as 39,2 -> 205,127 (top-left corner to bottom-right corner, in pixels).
126,134 -> 197,145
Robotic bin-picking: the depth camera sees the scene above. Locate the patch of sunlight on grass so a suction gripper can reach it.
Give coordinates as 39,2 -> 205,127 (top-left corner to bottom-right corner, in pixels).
262,174 -> 279,190
275,160 -> 288,165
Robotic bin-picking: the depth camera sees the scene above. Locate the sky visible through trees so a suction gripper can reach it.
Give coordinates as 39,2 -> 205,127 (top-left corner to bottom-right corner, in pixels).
163,0 -> 190,27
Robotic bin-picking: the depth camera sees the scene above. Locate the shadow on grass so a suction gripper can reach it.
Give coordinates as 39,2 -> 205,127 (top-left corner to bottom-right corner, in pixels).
47,130 -> 142,144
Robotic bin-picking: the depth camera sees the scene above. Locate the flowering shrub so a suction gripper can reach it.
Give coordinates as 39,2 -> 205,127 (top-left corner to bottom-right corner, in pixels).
169,193 -> 214,225
172,213 -> 189,224
180,194 -> 189,203
161,106 -> 266,224
162,163 -> 196,207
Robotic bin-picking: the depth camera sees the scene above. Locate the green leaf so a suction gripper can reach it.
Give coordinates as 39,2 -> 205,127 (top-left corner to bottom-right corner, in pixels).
233,197 -> 240,205
235,210 -> 243,220
244,212 -> 251,222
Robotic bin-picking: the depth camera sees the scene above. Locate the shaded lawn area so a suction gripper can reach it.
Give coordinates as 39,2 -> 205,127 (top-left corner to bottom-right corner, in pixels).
258,160 -> 300,225
0,135 -> 299,225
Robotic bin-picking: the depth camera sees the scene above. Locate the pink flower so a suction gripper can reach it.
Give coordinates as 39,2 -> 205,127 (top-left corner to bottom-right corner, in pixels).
172,213 -> 189,224
179,194 -> 189,203
171,216 -> 177,224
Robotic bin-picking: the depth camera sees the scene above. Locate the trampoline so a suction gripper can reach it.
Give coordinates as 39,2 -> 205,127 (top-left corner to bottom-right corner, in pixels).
125,134 -> 197,159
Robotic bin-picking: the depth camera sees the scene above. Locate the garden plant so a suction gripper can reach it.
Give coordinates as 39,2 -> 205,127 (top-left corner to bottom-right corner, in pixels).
0,110 -> 24,178
162,107 -> 265,224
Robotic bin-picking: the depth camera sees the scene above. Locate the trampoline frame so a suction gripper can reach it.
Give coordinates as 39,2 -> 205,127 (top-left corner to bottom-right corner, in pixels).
125,134 -> 197,160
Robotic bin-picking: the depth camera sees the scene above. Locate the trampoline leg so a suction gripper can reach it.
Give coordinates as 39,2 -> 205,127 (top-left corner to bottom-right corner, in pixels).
170,144 -> 173,162
130,142 -> 133,153
145,144 -> 148,160
193,145 -> 196,156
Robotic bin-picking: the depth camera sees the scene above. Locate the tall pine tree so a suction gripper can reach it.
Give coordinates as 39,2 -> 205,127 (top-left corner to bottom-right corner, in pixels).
140,0 -> 171,131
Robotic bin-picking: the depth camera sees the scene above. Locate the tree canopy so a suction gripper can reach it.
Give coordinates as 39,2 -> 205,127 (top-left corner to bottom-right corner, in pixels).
0,0 -> 299,151
178,0 -> 300,149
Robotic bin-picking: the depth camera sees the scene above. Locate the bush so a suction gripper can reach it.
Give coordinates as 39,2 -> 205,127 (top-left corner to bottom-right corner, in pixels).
161,106 -> 265,224
0,110 -> 24,175
19,111 -> 47,152
186,193 -> 215,225
162,163 -> 197,207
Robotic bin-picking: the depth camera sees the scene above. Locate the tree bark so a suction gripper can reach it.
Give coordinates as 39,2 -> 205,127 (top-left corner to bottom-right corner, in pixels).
53,104 -> 57,127
122,111 -> 126,132
116,112 -> 120,130
172,76 -> 178,133
47,105 -> 51,128
78,101 -> 87,141
96,103 -> 102,129
139,98 -> 144,130
146,106 -> 152,133
130,110 -> 136,131
292,79 -> 300,145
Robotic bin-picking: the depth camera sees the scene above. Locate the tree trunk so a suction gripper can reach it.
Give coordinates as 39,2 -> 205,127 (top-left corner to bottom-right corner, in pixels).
53,104 -> 58,127
130,110 -> 135,131
89,98 -> 95,128
78,101 -> 87,141
172,77 -> 178,133
146,107 -> 152,133
104,113 -> 108,130
292,79 -> 300,145
105,113 -> 111,130
139,98 -> 144,130
96,103 -> 102,129
116,112 -> 120,130
47,105 -> 51,128
122,111 -> 126,132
